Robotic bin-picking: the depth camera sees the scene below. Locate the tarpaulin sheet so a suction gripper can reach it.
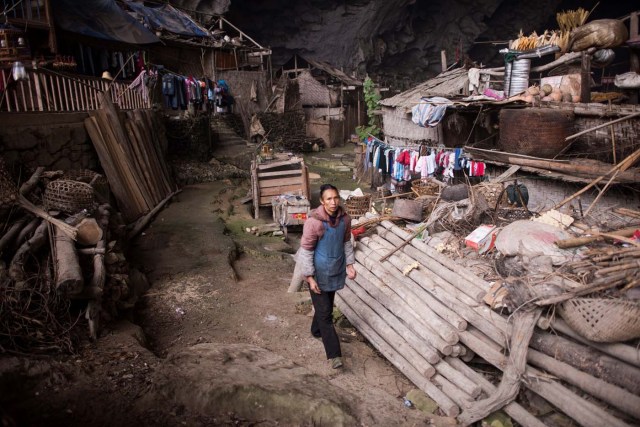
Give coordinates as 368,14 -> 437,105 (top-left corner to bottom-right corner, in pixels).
125,1 -> 210,38
53,0 -> 159,44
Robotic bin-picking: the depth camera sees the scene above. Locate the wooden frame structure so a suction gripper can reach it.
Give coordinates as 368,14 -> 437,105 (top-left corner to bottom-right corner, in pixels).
251,156 -> 310,219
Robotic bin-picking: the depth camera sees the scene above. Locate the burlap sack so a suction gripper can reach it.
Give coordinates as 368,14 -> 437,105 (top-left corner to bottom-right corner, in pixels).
569,19 -> 628,52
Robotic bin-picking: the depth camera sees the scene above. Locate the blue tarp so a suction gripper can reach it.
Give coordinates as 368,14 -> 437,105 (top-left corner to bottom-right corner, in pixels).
52,0 -> 159,44
125,1 -> 210,38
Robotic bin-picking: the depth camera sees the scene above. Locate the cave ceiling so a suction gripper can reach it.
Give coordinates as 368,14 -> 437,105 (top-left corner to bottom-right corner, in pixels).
172,0 -> 635,85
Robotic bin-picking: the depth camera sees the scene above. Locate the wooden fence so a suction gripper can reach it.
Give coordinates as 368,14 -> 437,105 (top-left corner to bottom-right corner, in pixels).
0,68 -> 150,112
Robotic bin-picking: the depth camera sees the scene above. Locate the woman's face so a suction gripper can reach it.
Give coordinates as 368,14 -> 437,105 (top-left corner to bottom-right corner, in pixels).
320,189 -> 340,216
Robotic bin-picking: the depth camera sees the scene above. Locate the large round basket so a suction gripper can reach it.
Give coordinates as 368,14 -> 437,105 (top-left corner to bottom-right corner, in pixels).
345,194 -> 372,219
558,298 -> 640,343
412,179 -> 441,197
44,180 -> 95,214
499,108 -> 574,158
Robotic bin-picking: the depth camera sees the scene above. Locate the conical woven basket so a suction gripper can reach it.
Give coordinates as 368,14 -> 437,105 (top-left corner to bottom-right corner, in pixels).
558,297 -> 640,343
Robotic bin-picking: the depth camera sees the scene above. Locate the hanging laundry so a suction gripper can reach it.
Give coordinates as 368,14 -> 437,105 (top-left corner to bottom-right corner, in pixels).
411,97 -> 452,127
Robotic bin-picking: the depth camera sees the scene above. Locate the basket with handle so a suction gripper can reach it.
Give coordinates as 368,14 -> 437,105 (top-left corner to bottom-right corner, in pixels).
344,194 -> 372,219
412,178 -> 441,197
43,179 -> 95,214
558,297 -> 640,343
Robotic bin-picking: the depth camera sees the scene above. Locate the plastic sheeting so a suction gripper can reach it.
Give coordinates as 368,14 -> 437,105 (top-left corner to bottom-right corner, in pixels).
53,0 -> 159,45
125,1 -> 210,38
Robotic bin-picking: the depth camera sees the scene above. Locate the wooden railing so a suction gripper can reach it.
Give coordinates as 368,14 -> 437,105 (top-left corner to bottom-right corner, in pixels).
0,68 -> 150,113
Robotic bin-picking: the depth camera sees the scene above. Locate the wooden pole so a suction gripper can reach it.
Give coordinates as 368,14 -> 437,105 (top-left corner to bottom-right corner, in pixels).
352,262 -> 451,358
458,309 -> 541,425
356,242 -> 459,346
446,357 -> 546,427
529,332 -> 640,395
335,293 -> 460,417
441,50 -> 447,73
339,285 -> 436,377
553,147 -> 640,210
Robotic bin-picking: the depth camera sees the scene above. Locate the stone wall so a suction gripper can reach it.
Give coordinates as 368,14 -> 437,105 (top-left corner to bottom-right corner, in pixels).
0,113 -> 99,174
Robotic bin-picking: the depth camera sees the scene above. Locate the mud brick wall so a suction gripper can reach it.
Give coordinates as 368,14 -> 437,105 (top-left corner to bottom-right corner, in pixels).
0,113 -> 99,175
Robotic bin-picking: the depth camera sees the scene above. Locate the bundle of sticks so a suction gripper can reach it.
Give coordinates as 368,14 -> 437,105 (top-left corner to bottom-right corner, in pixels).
566,247 -> 640,294
336,220 -> 640,426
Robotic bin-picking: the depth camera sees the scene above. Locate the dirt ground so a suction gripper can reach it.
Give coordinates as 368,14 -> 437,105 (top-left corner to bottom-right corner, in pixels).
0,149 -> 442,426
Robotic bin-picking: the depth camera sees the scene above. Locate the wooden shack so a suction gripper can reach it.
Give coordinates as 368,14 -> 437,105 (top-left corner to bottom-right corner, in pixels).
277,55 -> 365,147
379,68 -> 477,147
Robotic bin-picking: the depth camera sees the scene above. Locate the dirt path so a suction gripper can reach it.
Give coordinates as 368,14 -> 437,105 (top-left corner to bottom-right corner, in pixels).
1,178 -> 430,426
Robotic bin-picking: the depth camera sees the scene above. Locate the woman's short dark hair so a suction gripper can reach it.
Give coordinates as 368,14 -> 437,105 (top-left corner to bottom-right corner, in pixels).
319,183 -> 338,199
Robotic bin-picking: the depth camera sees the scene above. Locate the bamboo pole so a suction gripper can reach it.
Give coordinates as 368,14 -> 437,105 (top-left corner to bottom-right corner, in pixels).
372,229 -> 510,346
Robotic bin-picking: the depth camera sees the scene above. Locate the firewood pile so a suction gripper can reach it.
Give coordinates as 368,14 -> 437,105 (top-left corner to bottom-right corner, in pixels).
172,158 -> 249,186
257,112 -> 325,152
0,164 -> 151,354
337,219 -> 640,425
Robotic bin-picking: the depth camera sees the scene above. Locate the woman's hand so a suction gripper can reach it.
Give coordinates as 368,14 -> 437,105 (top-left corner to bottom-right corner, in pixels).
307,276 -> 321,294
346,264 -> 357,280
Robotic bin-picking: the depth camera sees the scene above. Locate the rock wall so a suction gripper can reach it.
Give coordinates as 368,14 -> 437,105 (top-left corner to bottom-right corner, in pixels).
177,0 -> 632,88
0,113 -> 99,174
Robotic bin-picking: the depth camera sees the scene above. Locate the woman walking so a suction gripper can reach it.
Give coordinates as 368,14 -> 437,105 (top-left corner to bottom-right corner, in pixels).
298,184 -> 356,369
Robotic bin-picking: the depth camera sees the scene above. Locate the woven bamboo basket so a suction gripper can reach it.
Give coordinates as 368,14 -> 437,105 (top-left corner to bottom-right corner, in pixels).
44,180 -> 95,214
345,194 -> 372,218
474,183 -> 507,209
558,298 -> 640,343
412,179 -> 441,197
61,169 -> 109,201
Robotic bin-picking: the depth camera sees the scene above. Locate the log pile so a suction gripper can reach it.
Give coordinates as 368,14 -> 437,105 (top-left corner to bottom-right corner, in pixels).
85,94 -> 176,222
257,112 -> 325,152
336,220 -> 640,426
0,164 -> 159,354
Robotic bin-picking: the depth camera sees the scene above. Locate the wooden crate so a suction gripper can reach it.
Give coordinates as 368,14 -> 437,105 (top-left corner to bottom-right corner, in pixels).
251,155 -> 310,219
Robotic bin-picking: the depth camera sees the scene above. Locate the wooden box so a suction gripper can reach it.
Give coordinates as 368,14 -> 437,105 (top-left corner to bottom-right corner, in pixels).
251,155 -> 310,219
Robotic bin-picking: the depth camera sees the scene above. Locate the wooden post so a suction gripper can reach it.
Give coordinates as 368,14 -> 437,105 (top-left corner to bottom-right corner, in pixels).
441,50 -> 447,73
630,12 -> 639,73
580,52 -> 591,104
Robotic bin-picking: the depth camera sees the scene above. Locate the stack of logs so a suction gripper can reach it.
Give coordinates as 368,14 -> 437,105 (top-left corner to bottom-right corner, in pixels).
336,220 -> 640,426
257,112 -> 325,152
0,166 -> 145,353
85,94 -> 177,222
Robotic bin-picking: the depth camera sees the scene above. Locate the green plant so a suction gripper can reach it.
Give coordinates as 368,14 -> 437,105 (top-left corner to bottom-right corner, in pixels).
356,76 -> 381,140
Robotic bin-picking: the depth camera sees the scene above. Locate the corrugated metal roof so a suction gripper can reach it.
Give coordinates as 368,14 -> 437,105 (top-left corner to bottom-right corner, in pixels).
380,68 -> 469,110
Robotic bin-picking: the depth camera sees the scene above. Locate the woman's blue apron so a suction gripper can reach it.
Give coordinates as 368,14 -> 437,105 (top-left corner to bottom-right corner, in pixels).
313,219 -> 347,292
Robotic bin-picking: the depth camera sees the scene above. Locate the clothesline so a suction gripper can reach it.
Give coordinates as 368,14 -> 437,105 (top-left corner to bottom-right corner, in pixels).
366,134 -> 444,152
